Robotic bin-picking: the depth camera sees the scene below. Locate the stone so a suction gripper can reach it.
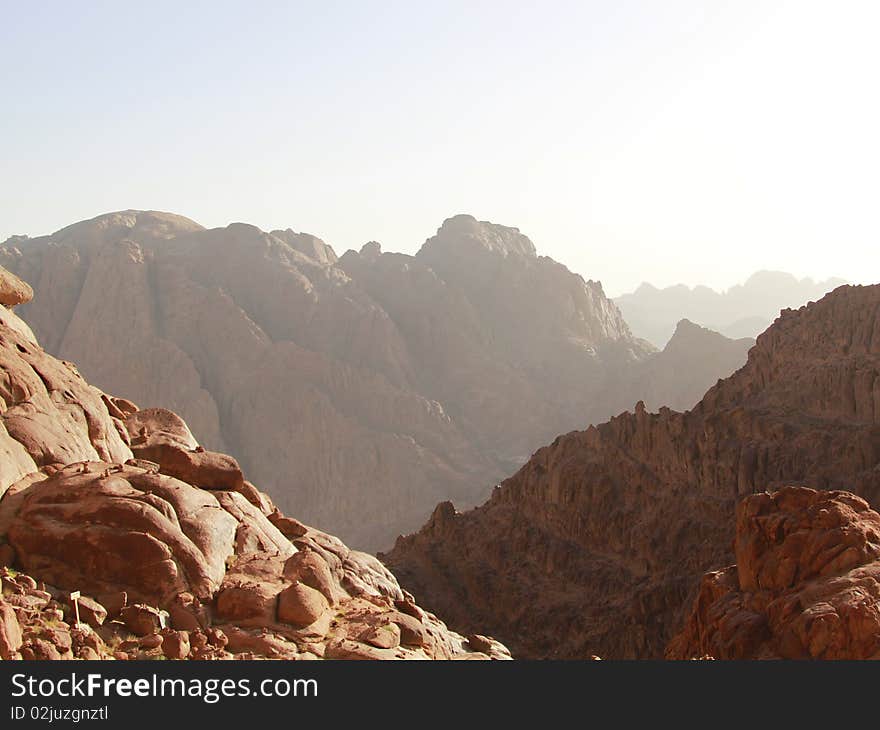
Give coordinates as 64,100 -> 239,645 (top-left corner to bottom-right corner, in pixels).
27,638 -> 61,660
669,488 -> 880,660
361,623 -> 401,649
0,267 -> 33,307
466,634 -> 494,653
160,629 -> 190,659
0,599 -> 23,659
96,591 -> 127,618
139,634 -> 163,650
389,611 -> 428,647
75,596 -> 107,627
120,605 -> 167,637
277,582 -> 328,626
282,550 -> 341,604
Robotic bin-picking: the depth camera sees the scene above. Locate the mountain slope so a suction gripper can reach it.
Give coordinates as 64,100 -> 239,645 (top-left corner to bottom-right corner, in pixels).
383,284 -> 880,658
0,263 -> 508,661
2,210 -> 747,551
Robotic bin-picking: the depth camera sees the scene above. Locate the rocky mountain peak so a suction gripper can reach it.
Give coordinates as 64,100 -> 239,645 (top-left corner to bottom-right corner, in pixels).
418,214 -> 538,261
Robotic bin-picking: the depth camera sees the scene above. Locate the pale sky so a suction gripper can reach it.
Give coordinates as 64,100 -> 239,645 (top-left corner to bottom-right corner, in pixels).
2,1 -> 878,296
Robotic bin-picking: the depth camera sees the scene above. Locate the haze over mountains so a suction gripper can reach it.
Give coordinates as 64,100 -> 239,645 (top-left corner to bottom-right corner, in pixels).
615,271 -> 846,348
1,214 -> 878,661
385,284 -> 880,658
0,263 -> 507,661
0,210 -> 752,551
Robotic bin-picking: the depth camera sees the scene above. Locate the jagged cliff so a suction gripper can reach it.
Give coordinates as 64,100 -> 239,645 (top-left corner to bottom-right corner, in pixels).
1,210 -> 749,551
0,264 -> 509,661
383,284 -> 880,658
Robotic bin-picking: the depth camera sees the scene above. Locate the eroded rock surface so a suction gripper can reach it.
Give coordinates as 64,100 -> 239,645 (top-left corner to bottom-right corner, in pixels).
668,487 -> 880,659
385,284 -> 880,658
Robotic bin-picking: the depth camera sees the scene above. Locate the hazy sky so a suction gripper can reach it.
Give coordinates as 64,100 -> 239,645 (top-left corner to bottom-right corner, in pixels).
2,1 -> 878,296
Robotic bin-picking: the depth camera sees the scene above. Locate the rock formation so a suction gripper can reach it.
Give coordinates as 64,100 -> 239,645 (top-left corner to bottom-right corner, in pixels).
384,284 -> 880,659
615,270 -> 846,347
0,264 -> 509,660
669,487 -> 880,659
1,210 -> 749,551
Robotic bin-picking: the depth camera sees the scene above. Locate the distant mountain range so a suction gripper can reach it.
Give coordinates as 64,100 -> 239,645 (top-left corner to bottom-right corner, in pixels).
615,271 -> 846,348
0,211 -> 750,551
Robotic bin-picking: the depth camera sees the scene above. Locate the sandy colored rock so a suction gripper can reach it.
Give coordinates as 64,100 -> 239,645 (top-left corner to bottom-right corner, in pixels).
277,582 -> 328,626
361,622 -> 401,649
0,267 -> 33,307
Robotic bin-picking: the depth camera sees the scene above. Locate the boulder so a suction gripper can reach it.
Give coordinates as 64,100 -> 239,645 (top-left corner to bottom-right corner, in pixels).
277,582 -> 328,627
0,599 -> 22,659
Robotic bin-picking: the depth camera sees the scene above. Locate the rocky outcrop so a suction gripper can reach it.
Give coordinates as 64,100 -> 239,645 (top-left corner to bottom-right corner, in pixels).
0,267 -> 508,660
384,284 -> 880,659
668,487 -> 880,659
2,210 -> 745,551
615,270 -> 846,347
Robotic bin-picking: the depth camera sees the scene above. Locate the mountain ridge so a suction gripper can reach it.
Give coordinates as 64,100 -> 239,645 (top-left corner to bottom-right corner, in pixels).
383,283 -> 880,658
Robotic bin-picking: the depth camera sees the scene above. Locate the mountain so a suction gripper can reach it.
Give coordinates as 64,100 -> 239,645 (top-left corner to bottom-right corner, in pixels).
615,271 -> 847,347
0,263 -> 508,661
0,210 -> 750,551
383,283 -> 880,658
621,319 -> 753,412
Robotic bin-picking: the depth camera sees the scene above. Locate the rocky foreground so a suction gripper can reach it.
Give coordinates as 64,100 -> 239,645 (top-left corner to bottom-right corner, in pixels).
0,265 -> 508,661
385,284 -> 880,659
669,487 -> 880,659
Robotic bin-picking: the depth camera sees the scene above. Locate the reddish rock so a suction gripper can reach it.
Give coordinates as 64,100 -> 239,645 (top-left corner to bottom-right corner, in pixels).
669,488 -> 880,659
389,611 -> 428,647
386,284 -> 880,659
5,464 -> 237,605
466,634 -> 494,653
167,592 -> 206,632
277,582 -> 328,626
282,550 -> 341,604
0,599 -> 23,659
139,634 -> 163,650
96,591 -> 127,618
161,630 -> 191,659
361,623 -> 401,649
74,596 -> 107,627
120,605 -> 167,637
26,638 -> 61,660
